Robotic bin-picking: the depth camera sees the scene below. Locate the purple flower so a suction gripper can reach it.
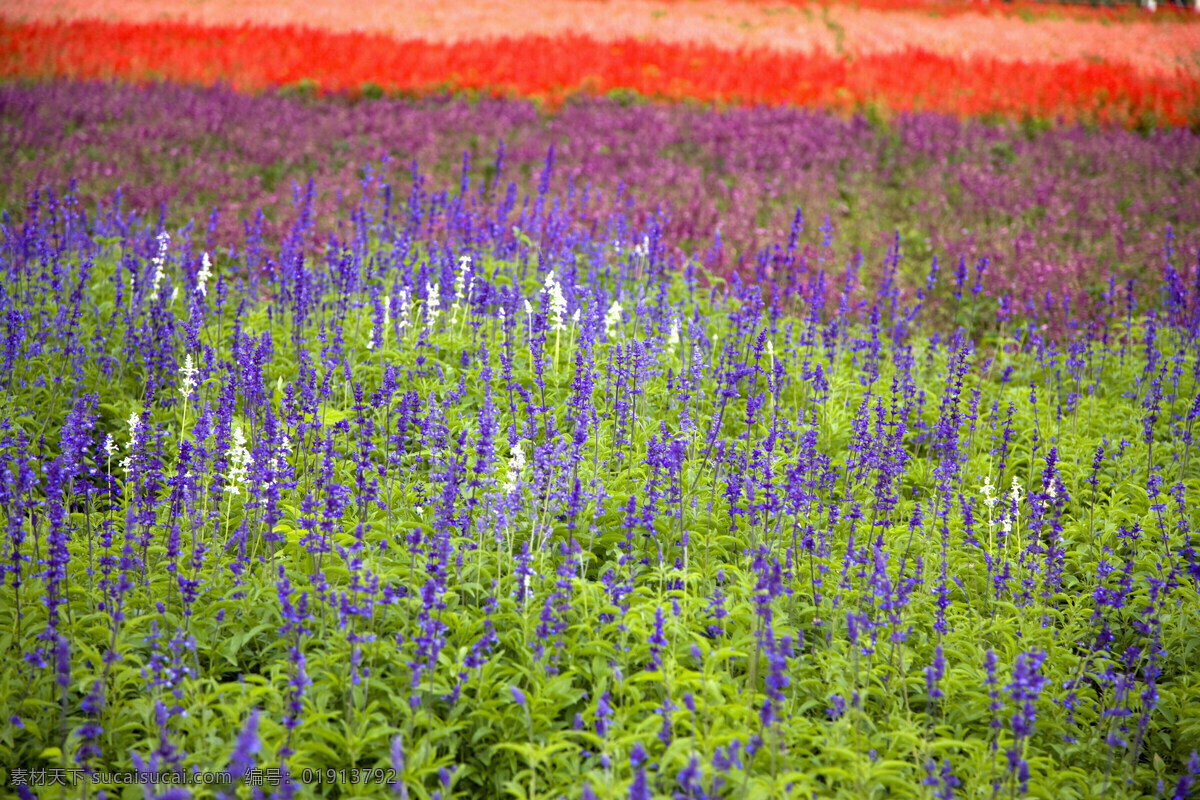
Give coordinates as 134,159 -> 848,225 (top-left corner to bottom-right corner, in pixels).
227,709 -> 261,782
926,644 -> 946,704
391,735 -> 408,799
55,635 -> 71,690
630,766 -> 651,800
1172,752 -> 1200,800
596,691 -> 613,738
1008,650 -> 1047,739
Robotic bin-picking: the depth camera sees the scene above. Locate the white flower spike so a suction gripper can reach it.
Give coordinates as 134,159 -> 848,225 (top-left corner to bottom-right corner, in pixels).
180,353 -> 198,401
605,301 -> 623,339
196,252 -> 213,297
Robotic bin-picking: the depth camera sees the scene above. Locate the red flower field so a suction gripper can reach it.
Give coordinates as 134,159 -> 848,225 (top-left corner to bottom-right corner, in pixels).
2,15 -> 1198,126
11,0 -> 1200,78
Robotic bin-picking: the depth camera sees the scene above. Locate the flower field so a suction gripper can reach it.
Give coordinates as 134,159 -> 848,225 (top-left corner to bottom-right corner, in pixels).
3,16 -> 1199,128
5,83 -> 1200,312
10,0 -> 1200,76
3,1 -> 1200,799
2,141 -> 1200,799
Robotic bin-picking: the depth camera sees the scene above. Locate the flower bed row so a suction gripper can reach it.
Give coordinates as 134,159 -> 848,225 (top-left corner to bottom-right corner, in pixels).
14,0 -> 1200,71
5,80 -> 1198,325
2,18 -> 1198,126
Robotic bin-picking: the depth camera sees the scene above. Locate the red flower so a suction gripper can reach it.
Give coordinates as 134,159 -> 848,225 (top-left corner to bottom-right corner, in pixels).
2,18 -> 1196,126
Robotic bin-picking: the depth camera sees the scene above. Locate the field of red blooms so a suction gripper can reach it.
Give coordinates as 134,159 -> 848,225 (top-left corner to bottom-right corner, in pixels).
3,0 -> 1200,125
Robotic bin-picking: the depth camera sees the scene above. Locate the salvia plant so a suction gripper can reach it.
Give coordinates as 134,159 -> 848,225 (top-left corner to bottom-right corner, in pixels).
0,138 -> 1198,800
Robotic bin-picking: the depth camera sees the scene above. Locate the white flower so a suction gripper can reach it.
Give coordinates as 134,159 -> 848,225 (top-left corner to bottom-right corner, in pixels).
382,295 -> 391,344
980,475 -> 997,511
180,353 -> 198,400
397,289 -> 412,333
426,282 -> 441,328
119,411 -> 141,472
605,301 -> 623,339
504,441 -> 526,494
103,434 -> 116,459
169,287 -> 178,305
545,272 -> 567,332
1009,477 -> 1023,511
454,255 -> 472,305
127,412 -> 141,450
633,236 -> 650,261
667,316 -> 680,347
196,252 -> 213,297
151,231 -> 170,298
225,425 -> 253,496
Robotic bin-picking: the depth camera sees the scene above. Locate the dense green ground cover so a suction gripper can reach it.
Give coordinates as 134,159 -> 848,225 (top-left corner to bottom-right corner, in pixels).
1,176 -> 1199,799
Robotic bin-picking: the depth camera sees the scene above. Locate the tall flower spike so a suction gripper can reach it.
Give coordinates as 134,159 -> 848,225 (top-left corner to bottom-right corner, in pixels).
452,255 -> 473,326
383,294 -> 391,345
455,255 -> 471,305
426,282 -> 441,329
180,353 -> 198,401
120,411 -> 141,472
1009,477 -> 1023,507
605,301 -> 623,339
197,252 -> 212,296
546,272 -> 567,332
226,425 -> 253,496
524,300 -> 534,347
981,475 -> 997,510
504,441 -> 525,494
151,230 -> 170,298
633,235 -> 650,261
398,289 -> 411,334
